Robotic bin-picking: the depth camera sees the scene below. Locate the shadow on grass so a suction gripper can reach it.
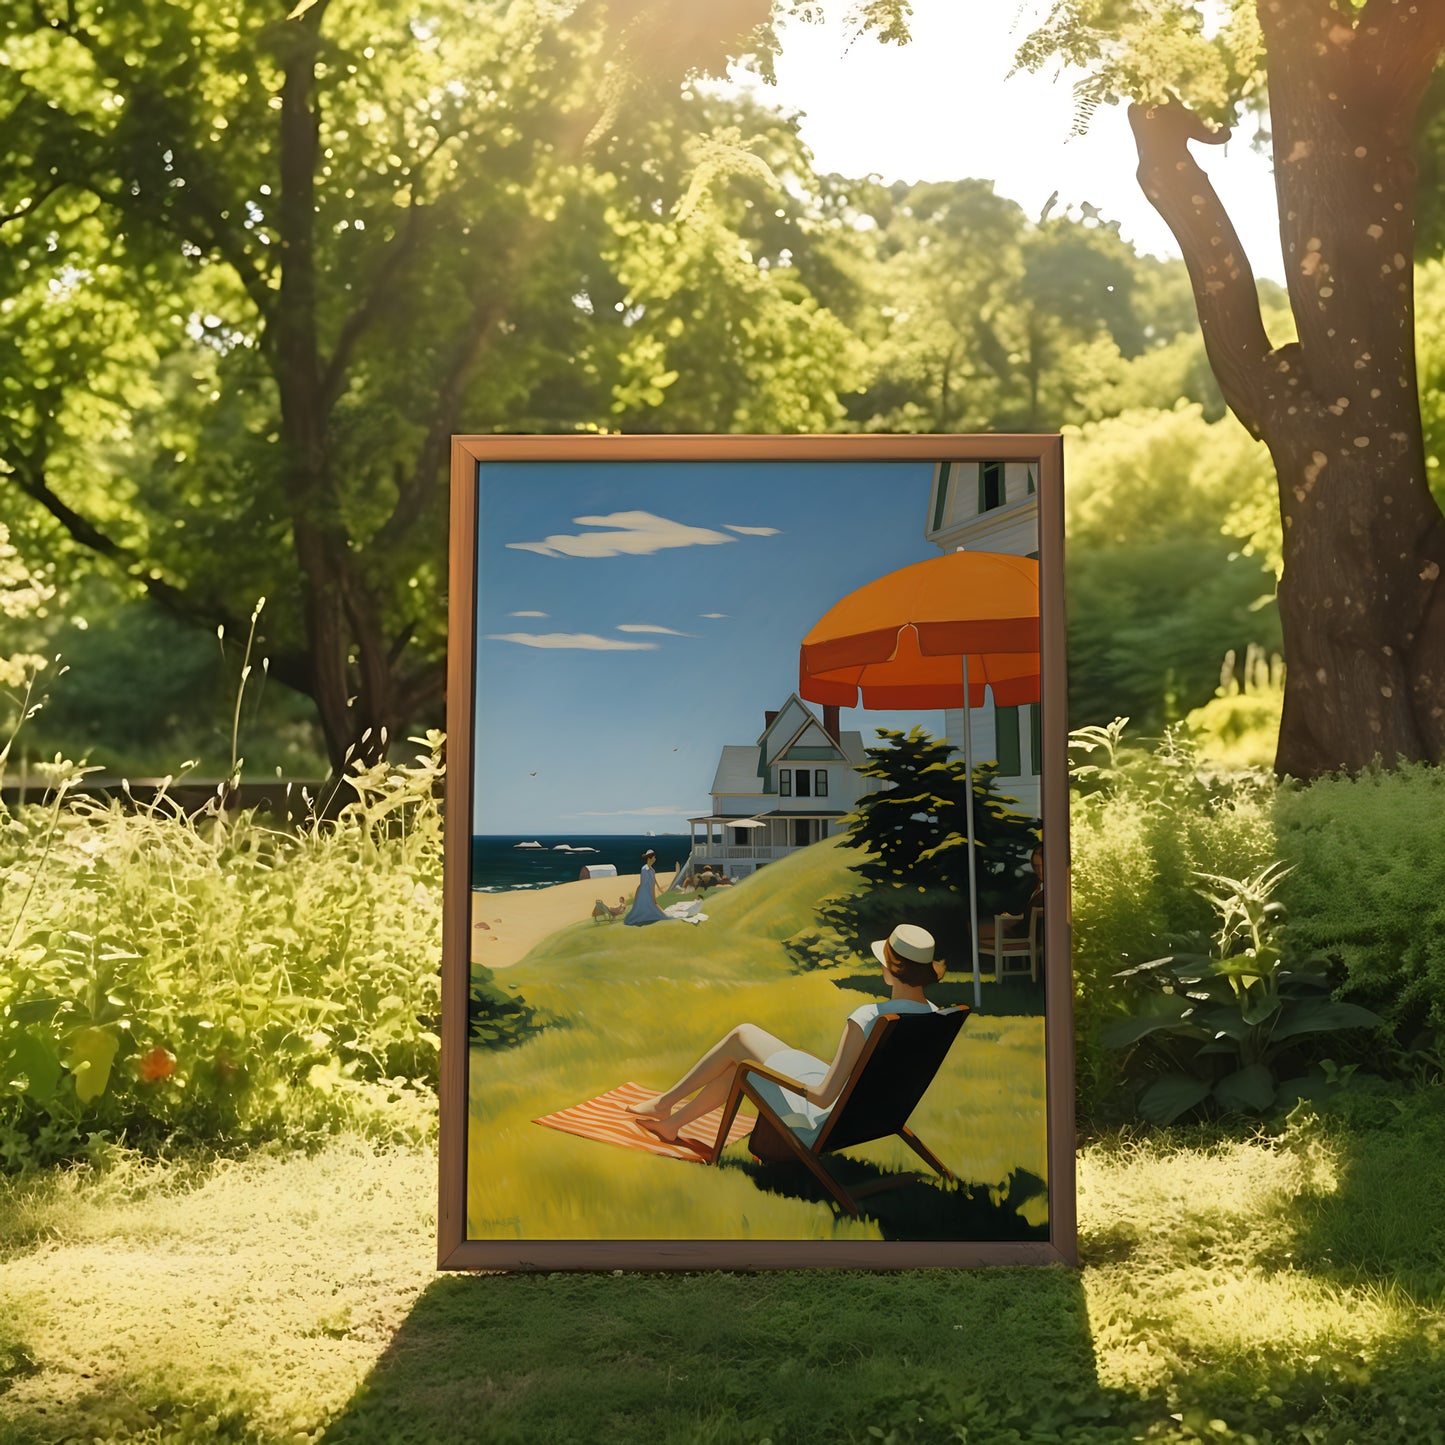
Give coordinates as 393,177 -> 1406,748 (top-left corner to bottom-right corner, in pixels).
320,1267 -> 1121,1445
727,1157 -> 1048,1244
1280,1089 -> 1445,1310
828,971 -> 1045,1017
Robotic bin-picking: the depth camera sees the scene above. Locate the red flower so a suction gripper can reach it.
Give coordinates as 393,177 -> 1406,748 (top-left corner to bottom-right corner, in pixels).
138,1046 -> 177,1082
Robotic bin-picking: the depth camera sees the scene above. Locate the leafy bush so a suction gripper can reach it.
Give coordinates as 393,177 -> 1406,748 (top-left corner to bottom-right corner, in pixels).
0,732 -> 540,1166
1069,719 -> 1278,1117
1275,761 -> 1445,1038
1183,642 -> 1285,770
1103,863 -> 1383,1124
783,728 -> 1037,974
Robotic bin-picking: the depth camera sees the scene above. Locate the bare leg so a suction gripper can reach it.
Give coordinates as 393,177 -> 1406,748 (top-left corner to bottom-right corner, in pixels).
627,1023 -> 790,1122
636,1073 -> 734,1143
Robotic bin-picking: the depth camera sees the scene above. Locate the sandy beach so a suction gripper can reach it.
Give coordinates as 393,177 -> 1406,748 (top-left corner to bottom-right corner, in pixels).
471,873 -> 644,968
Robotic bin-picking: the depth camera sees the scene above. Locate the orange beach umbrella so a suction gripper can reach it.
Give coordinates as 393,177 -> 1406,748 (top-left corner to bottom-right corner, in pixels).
798,549 -> 1042,1008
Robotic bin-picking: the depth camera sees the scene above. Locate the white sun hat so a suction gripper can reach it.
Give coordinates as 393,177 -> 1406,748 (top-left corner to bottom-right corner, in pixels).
870,923 -> 938,968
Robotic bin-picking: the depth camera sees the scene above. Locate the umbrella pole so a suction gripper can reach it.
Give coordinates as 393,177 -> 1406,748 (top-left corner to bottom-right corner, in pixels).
961,654 -> 981,1011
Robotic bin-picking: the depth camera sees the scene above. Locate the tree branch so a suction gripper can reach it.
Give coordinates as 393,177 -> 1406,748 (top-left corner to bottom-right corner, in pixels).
0,449 -> 316,698
320,191 -> 433,408
1128,100 -> 1279,437
373,282 -> 513,553
1355,0 -> 1445,113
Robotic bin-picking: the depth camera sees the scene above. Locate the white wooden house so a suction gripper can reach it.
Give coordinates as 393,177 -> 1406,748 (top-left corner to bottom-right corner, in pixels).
686,694 -> 881,878
926,458 -> 1041,816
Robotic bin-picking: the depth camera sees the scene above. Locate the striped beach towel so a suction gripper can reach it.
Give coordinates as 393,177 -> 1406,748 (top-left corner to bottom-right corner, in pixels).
533,1082 -> 756,1163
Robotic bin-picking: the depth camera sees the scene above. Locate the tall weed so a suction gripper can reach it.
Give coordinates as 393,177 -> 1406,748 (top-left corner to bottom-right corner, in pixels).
0,735 -> 454,1164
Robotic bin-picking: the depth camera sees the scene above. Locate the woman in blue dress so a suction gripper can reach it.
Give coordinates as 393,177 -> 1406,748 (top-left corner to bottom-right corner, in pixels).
627,924 -> 943,1144
623,848 -> 678,926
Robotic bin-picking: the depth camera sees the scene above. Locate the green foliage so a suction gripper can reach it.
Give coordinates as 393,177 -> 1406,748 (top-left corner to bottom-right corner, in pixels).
1184,642 -> 1285,770
833,178 -> 1209,435
1011,0 -> 1266,133
1275,761 -> 1445,1037
0,1 -> 864,766
1065,404 -> 1281,732
18,579 -> 328,778
1069,719 -> 1278,1117
1103,862 -> 1383,1124
784,728 -> 1037,974
0,731 -> 533,1165
0,522 -> 52,694
1416,258 -> 1445,511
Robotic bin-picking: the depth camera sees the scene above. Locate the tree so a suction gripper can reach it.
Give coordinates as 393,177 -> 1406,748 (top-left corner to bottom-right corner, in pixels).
1010,0 -> 1445,777
0,0 -> 858,771
785,728 -> 1037,973
823,177 -> 1209,434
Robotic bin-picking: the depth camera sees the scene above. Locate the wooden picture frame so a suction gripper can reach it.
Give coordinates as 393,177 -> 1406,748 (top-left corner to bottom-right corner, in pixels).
440,434 -> 1072,1270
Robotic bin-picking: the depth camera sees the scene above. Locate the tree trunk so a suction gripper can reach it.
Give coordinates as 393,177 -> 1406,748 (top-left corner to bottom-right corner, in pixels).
275,4 -> 394,775
1129,0 -> 1445,778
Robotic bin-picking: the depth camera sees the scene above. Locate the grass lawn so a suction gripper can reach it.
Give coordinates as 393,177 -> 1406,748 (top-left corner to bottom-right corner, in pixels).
467,838 -> 1048,1243
3,1095 -> 1445,1442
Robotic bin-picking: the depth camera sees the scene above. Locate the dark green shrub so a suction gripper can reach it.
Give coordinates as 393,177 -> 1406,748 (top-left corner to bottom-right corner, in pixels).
1069,719 -> 1277,1117
783,728 -> 1037,975
1102,862 -> 1383,1124
1275,761 -> 1445,1036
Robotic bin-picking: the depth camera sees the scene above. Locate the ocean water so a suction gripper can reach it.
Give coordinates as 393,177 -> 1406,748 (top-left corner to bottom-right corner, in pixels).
471,833 -> 691,892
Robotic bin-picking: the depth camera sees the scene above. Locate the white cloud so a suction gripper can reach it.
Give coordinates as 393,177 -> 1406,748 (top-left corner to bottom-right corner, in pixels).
724,524 -> 781,536
484,632 -> 658,651
508,610 -> 549,618
616,624 -> 693,636
700,612 -> 728,619
506,510 -> 736,558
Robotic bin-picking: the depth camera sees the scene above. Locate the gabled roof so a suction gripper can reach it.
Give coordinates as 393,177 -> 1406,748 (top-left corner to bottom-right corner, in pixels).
710,745 -> 766,798
758,693 -> 817,764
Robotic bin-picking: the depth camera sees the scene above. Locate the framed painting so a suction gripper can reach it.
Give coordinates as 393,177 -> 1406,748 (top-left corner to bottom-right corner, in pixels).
439,435 -> 1072,1269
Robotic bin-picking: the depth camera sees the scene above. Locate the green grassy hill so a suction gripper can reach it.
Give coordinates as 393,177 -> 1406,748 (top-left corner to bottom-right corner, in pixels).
467,838 -> 1048,1243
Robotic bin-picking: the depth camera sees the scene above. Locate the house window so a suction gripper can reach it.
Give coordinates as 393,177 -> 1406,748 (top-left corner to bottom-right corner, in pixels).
795,768 -> 811,798
932,461 -> 952,532
793,818 -> 811,848
995,702 -> 1021,775
978,461 -> 1005,513
779,769 -> 792,797
814,769 -> 828,797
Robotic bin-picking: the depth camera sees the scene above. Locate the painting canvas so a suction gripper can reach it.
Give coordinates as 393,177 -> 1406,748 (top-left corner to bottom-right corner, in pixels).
439,435 -> 1072,1269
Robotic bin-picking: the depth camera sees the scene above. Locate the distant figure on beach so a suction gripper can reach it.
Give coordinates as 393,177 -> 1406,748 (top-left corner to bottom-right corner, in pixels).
625,848 -> 703,926
591,896 -> 628,923
627,923 -> 944,1142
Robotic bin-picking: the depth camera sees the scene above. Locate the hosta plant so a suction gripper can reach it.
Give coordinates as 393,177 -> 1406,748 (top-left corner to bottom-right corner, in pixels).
1102,862 -> 1384,1125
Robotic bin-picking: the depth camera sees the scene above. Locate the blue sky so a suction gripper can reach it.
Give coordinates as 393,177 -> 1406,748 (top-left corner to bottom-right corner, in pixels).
472,459 -> 954,834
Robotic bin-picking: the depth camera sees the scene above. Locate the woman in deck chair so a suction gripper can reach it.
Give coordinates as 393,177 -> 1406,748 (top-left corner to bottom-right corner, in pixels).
627,924 -> 944,1143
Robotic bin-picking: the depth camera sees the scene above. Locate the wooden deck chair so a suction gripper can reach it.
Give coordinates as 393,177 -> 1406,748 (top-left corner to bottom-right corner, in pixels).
994,906 -> 1043,983
710,1007 -> 970,1216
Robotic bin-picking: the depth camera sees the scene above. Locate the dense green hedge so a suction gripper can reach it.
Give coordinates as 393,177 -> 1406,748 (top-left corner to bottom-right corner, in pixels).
1276,762 -> 1445,1038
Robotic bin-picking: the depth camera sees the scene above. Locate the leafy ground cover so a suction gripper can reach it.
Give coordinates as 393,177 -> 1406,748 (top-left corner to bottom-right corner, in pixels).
2,1096 -> 1444,1443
